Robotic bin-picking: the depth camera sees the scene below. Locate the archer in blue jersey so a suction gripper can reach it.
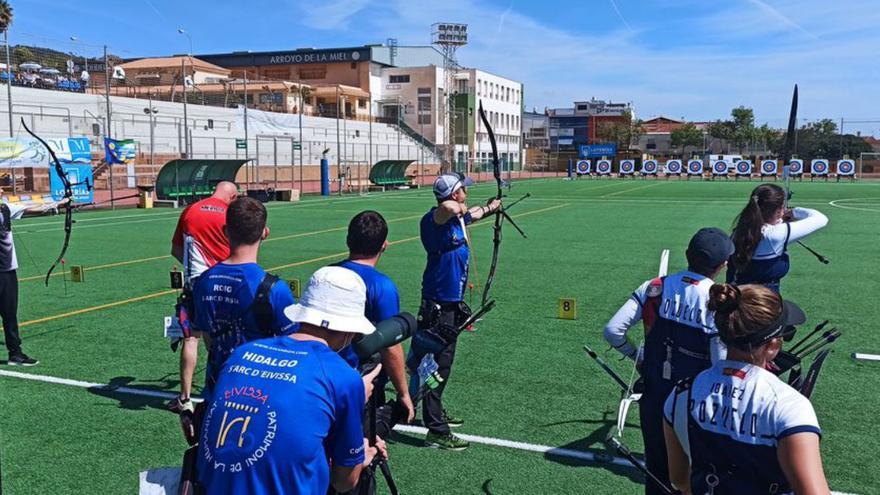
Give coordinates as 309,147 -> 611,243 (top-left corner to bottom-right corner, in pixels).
192,262 -> 296,395
406,173 -> 500,451
197,266 -> 386,494
335,210 -> 415,435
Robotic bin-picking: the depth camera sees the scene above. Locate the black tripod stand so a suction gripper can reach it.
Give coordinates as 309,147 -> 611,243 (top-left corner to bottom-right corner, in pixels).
367,391 -> 399,495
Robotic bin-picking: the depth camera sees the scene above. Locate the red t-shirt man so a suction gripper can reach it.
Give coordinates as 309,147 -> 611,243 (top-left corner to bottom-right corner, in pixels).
169,181 -> 238,408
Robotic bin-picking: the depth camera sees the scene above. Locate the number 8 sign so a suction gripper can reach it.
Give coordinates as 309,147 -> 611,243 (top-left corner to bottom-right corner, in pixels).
558,297 -> 577,320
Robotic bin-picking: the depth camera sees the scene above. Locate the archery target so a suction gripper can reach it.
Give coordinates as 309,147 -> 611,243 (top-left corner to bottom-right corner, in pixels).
619,160 -> 635,174
837,159 -> 855,175
597,159 -> 612,175
665,160 -> 682,174
788,159 -> 804,175
576,160 -> 591,175
811,159 -> 829,175
641,159 -> 658,174
687,160 -> 703,175
712,160 -> 728,175
736,160 -> 752,175
761,160 -> 778,175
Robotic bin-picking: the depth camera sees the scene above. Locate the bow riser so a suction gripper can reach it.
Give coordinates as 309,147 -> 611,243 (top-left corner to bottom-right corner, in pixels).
20,118 -> 75,286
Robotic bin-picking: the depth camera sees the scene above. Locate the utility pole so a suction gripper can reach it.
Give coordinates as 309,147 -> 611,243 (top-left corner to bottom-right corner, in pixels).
243,73 -> 249,186
298,86 -> 304,194
104,44 -> 115,209
4,29 -> 12,137
5,29 -> 14,194
180,58 -> 189,158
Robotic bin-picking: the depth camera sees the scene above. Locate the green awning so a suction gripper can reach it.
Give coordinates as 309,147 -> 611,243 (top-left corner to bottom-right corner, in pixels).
155,159 -> 250,202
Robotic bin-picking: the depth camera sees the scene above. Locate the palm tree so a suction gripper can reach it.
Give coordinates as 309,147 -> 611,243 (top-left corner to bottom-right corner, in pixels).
0,1 -> 12,33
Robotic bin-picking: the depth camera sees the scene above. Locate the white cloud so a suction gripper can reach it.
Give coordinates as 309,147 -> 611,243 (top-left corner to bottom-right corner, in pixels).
297,0 -> 372,30
322,0 -> 880,134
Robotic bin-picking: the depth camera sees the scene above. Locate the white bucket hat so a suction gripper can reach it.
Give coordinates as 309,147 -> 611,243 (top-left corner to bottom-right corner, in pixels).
283,266 -> 376,335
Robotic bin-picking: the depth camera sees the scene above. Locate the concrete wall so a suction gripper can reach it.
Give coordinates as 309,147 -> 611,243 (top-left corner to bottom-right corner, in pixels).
0,85 -> 441,169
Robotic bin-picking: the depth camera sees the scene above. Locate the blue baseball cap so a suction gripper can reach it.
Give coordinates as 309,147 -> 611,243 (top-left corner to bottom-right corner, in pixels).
687,227 -> 735,269
433,173 -> 474,200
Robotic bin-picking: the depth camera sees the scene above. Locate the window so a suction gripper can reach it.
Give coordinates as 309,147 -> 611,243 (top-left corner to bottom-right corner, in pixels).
299,68 -> 326,80
350,62 -> 357,69
389,74 -> 410,83
576,104 -> 588,111
418,113 -> 431,125
358,99 -> 366,108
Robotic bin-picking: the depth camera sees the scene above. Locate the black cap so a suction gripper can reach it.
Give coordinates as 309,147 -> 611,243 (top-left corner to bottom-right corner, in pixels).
687,227 -> 735,269
723,299 -> 807,350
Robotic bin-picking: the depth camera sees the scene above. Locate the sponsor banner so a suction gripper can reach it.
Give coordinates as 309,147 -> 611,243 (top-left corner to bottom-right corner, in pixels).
0,137 -> 91,168
49,163 -> 94,203
577,143 -> 617,159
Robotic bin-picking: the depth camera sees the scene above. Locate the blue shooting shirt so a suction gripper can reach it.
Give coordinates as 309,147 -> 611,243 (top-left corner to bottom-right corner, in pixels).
420,207 -> 471,302
197,337 -> 366,495
192,262 -> 297,396
334,259 -> 401,368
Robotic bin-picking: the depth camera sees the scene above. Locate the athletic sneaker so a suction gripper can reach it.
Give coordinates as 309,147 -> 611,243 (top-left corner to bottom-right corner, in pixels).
7,353 -> 39,366
425,431 -> 469,451
441,409 -> 464,428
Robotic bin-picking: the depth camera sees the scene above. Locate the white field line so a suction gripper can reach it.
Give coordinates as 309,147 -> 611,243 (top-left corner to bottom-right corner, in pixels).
828,198 -> 880,213
0,369 -> 861,495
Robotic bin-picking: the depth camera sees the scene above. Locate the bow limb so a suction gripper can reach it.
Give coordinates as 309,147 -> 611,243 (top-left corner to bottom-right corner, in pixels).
781,84 -> 798,211
478,101 -> 504,307
20,118 -> 75,286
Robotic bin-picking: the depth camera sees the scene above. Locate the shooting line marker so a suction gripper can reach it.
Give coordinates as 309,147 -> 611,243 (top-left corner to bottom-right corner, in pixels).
558,298 -> 577,320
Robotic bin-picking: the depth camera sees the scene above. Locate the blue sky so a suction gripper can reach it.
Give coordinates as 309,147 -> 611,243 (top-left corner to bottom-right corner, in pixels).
11,0 -> 880,135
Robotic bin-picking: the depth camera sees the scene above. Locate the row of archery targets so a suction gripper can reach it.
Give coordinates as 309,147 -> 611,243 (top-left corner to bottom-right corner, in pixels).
573,158 -> 858,180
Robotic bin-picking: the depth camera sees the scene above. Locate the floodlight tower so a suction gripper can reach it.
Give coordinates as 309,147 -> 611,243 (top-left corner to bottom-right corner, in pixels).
432,22 -> 468,172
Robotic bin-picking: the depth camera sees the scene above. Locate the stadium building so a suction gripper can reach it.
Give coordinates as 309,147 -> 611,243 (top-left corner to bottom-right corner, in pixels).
117,43 -> 524,169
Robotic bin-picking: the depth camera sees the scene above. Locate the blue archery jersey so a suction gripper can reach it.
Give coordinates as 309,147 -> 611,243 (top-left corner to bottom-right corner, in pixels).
197,337 -> 366,495
192,262 -> 298,396
334,260 -> 401,368
420,207 -> 471,302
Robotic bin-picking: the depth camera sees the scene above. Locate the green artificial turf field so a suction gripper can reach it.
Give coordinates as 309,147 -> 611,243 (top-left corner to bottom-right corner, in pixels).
1,177 -> 878,494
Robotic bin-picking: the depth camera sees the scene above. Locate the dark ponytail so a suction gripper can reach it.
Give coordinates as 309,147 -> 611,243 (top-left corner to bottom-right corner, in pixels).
709,283 -> 782,348
730,184 -> 785,269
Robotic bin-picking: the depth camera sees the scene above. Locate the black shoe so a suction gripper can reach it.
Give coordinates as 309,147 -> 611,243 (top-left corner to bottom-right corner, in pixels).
7,353 -> 39,366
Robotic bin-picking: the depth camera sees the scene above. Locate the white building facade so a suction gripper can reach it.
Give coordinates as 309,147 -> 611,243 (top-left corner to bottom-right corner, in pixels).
371,64 -> 524,171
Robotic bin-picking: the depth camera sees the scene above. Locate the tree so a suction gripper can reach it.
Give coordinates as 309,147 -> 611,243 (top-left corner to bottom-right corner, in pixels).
769,118 -> 872,159
0,1 -> 12,32
670,123 -> 704,157
707,106 -> 758,153
595,109 -> 643,151
12,46 -> 33,65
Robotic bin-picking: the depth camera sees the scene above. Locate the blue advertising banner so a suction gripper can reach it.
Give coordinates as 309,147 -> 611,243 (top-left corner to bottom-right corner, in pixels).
578,143 -> 617,158
0,136 -> 92,168
49,164 -> 94,203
